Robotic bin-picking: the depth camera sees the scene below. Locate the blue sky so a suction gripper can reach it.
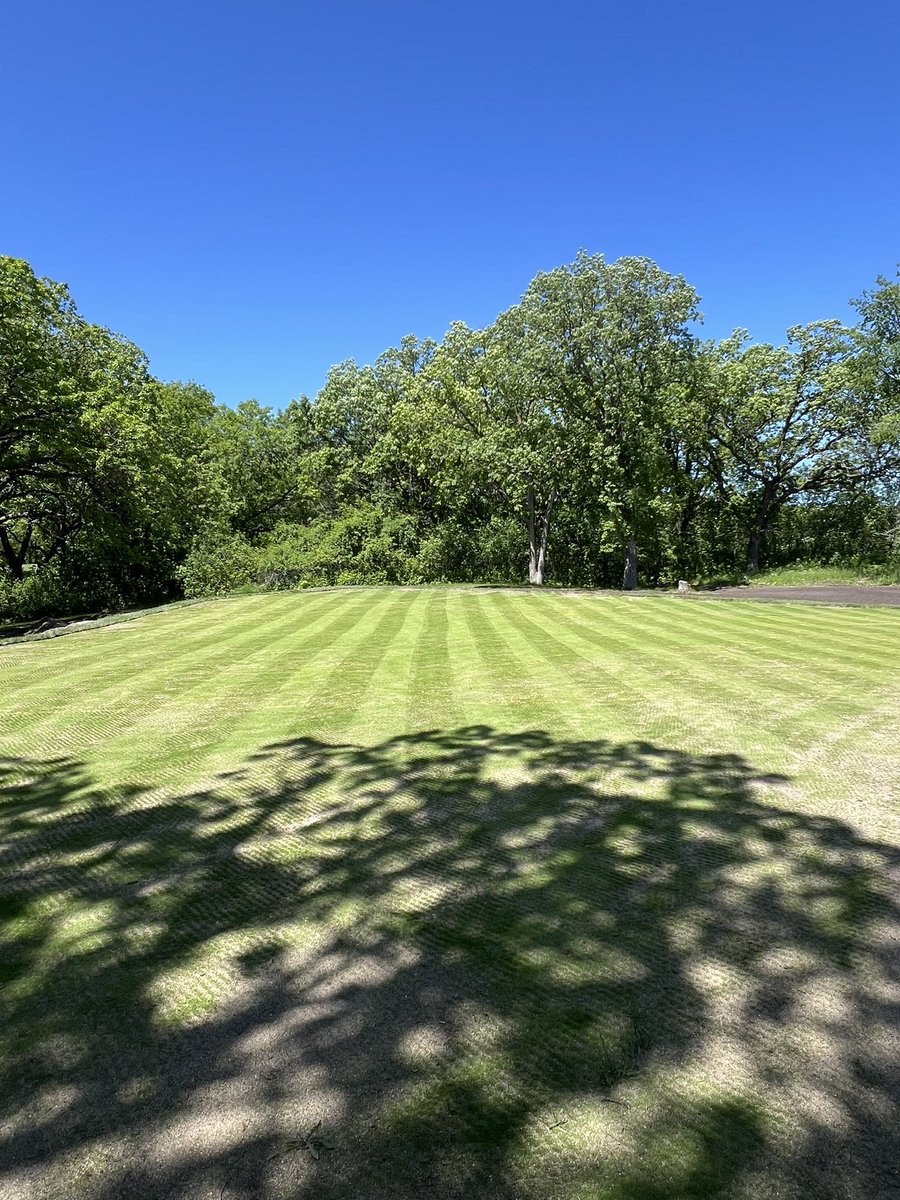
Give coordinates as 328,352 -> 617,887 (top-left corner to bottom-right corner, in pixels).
3,0 -> 898,408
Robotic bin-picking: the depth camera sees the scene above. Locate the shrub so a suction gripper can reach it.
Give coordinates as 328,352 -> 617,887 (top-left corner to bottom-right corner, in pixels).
1,573 -> 73,623
257,507 -> 422,589
177,533 -> 257,598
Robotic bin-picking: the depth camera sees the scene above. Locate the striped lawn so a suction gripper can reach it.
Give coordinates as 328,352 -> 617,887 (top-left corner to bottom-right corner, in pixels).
1,587 -> 899,1200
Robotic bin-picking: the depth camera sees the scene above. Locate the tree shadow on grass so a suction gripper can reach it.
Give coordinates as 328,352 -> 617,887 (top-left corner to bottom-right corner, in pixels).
0,730 -> 897,1199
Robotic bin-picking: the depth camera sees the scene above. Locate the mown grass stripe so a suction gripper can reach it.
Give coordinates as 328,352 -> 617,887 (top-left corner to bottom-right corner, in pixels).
1,592 -> 361,770
118,590 -> 402,802
0,593 -> 385,851
1,592 -> 340,742
479,592 -> 681,759
540,593 -> 867,762
491,592 -> 696,745
407,590 -> 456,730
547,596 -> 814,739
582,597 -> 898,754
682,595 -> 900,668
1,587 -> 899,1200
286,589 -> 420,736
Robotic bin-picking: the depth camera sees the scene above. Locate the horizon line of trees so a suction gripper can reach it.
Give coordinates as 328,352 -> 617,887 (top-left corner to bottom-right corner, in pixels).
1,252 -> 899,621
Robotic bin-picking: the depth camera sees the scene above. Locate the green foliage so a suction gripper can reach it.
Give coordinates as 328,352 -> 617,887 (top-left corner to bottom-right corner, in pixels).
854,268 -> 900,405
0,257 -> 226,615
210,398 -> 316,536
177,533 -> 258,598
413,515 -> 523,584
258,506 -> 422,589
749,561 -> 900,586
0,568 -> 86,623
3,253 -> 900,619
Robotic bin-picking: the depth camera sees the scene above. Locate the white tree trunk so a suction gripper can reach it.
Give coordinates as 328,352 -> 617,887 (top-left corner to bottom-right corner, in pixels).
527,487 -> 556,586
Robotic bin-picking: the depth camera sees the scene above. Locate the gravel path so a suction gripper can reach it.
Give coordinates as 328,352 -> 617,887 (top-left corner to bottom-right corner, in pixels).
697,584 -> 900,607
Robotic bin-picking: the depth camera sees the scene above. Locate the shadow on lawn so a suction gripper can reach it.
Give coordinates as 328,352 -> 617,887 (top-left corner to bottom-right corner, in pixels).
0,730 -> 898,1199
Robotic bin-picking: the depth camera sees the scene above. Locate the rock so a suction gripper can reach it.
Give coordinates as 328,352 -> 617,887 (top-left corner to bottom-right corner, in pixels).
677,580 -> 692,593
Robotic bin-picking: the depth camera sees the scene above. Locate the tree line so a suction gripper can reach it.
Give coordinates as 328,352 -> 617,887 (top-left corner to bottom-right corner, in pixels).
1,252 -> 898,620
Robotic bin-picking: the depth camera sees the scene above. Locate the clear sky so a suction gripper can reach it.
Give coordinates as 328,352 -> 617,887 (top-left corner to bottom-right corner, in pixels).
3,0 -> 898,409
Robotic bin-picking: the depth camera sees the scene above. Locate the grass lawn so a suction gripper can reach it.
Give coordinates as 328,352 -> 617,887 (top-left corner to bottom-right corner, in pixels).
1,587 -> 899,1200
748,562 -> 900,586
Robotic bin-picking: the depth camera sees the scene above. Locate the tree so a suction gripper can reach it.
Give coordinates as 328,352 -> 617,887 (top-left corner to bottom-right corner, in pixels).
401,316 -> 569,585
1,258 -> 222,612
6,251 -> 900,617
853,269 -> 900,405
852,270 -> 900,468
710,322 -> 874,572
303,336 -> 436,519
0,257 -> 152,584
1,258 -> 83,579
516,253 -> 701,588
209,398 -> 315,538
850,270 -> 900,557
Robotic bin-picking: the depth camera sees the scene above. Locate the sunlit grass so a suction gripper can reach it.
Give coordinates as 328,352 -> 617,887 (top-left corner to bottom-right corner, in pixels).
1,588 -> 899,1199
750,561 -> 900,586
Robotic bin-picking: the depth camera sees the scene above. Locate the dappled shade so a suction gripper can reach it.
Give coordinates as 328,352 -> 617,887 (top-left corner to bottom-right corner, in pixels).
0,729 -> 898,1198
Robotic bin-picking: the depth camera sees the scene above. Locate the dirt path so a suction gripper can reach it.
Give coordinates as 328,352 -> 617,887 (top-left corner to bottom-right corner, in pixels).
695,585 -> 900,607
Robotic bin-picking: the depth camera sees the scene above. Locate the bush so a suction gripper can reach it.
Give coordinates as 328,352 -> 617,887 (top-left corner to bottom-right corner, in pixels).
410,516 -> 523,584
257,507 -> 422,589
177,533 -> 258,598
0,572 -> 78,623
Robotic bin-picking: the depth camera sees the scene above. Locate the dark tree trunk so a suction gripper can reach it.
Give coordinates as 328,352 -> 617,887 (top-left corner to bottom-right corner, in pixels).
622,537 -> 638,590
746,529 -> 762,574
0,523 -> 30,581
526,487 -> 555,586
675,494 -> 698,579
746,482 -> 778,574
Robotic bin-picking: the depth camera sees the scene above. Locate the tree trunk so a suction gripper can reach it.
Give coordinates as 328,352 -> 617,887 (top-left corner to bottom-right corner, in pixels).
746,529 -> 762,574
622,538 -> 638,590
746,483 -> 778,574
526,487 -> 555,586
0,523 -> 30,581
